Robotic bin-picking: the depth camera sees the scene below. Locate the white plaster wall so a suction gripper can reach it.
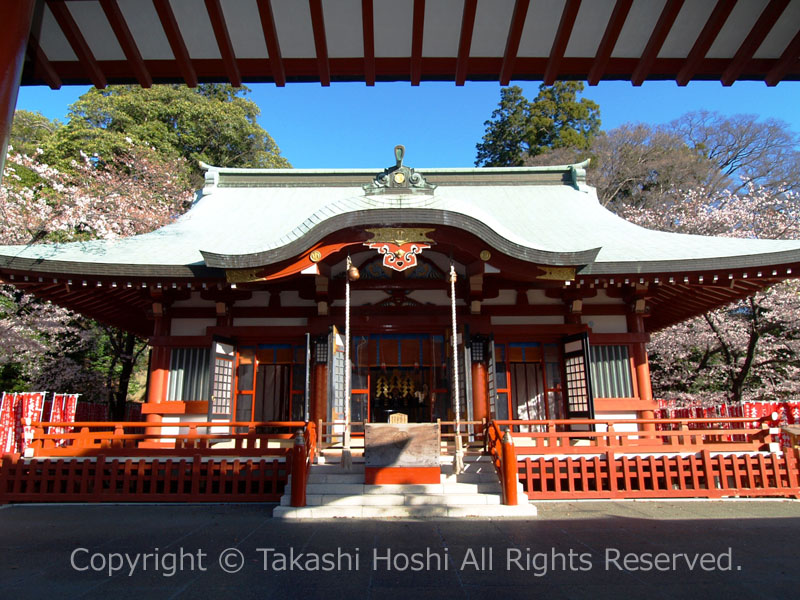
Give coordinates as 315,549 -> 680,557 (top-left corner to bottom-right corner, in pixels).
482,289 -> 517,305
582,289 -> 624,305
595,411 -> 639,433
171,291 -> 213,308
527,289 -> 563,305
235,291 -> 270,307
170,318 -> 216,336
232,318 -> 308,327
490,316 -> 564,325
280,290 -> 316,307
582,315 -> 627,333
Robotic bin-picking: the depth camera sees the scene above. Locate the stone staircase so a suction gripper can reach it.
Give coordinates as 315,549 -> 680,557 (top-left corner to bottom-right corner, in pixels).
273,455 -> 537,519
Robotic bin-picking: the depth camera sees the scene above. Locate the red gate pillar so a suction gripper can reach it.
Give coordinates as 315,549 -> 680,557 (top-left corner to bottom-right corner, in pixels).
0,0 -> 35,178
471,361 -> 489,423
627,313 -> 655,431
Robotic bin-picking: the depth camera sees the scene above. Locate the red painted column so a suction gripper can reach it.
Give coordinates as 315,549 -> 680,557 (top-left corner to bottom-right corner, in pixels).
471,361 -> 489,422
145,317 -> 170,430
310,362 -> 328,427
627,313 -> 655,431
0,0 -> 35,178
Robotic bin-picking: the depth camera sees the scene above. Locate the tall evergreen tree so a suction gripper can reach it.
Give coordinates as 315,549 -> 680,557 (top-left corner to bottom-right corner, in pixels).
476,82 -> 600,166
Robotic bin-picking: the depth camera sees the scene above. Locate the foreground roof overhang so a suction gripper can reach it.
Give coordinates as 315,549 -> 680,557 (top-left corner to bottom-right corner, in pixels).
2,160 -> 800,334
21,0 -> 800,89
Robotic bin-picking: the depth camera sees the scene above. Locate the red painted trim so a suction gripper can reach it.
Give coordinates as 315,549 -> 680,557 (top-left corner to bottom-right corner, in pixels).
365,466 -> 440,484
99,0 -> 151,87
455,0 -> 478,85
141,401 -> 210,415
256,0 -> 285,87
205,0 -> 241,87
766,28 -> 800,86
27,35 -> 62,90
361,0 -> 375,86
500,0 -> 530,85
676,0 -> 737,86
308,0 -> 330,86
722,0 -> 789,86
593,397 -> 657,412
544,0 -> 582,85
410,0 -> 425,85
587,0 -> 633,85
152,0 -> 197,87
47,0 -> 107,88
631,0 -> 684,86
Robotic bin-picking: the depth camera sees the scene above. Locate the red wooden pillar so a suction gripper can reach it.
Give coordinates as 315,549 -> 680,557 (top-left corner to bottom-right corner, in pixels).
471,361 -> 489,422
145,317 -> 170,432
627,313 -> 655,431
0,0 -> 35,178
310,362 -> 328,427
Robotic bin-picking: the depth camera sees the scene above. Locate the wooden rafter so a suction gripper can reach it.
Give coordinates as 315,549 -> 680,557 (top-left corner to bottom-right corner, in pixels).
99,0 -> 151,87
361,0 -> 375,86
499,0 -> 530,86
256,0 -> 285,86
676,0 -> 737,86
544,0 -> 581,85
631,0 -> 684,86
152,0 -> 197,87
765,19 -> 800,86
722,0 -> 790,86
46,0 -> 107,88
455,0 -> 478,86
204,0 -> 241,87
27,35 -> 62,89
587,0 -> 633,85
309,0 -> 330,86
410,0 -> 426,86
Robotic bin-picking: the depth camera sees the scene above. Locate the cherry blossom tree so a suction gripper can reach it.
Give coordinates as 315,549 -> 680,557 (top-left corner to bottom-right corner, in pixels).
623,184 -> 800,403
1,142 -> 192,416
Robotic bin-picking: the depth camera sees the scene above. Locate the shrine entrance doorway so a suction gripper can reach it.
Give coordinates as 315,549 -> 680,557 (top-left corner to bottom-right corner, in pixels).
349,334 -> 450,429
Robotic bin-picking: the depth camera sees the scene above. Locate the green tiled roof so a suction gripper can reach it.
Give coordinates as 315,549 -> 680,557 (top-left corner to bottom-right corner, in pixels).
2,162 -> 800,278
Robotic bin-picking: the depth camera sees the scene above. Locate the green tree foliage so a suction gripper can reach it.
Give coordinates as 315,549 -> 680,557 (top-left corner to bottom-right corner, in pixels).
475,82 -> 601,166
45,84 -> 290,181
9,110 -> 59,158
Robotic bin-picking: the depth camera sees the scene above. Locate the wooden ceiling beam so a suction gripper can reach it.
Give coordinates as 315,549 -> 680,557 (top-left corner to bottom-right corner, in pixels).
309,0 -> 330,86
100,0 -> 151,87
204,0 -> 241,87
499,0 -> 530,86
677,0 -> 737,86
631,0 -> 684,86
587,0 -> 633,85
152,0 -> 197,87
544,0 -> 581,85
455,0 -> 478,86
361,0 -> 375,86
722,0 -> 789,86
256,0 -> 285,86
410,0 -> 425,86
47,0 -> 107,88
765,26 -> 800,86
27,35 -> 62,89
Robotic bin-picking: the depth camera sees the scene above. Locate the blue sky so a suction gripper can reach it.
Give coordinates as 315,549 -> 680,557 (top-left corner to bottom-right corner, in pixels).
16,80 -> 800,169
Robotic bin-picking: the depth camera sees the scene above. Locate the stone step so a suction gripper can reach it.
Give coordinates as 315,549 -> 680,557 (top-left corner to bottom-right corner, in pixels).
281,492 -> 503,507
273,504 -> 538,519
304,482 -> 502,495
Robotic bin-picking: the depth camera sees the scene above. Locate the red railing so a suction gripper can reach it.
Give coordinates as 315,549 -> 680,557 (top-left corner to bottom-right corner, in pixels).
290,421 -> 317,507
484,420 -> 518,505
493,415 -> 779,456
28,421 -> 306,457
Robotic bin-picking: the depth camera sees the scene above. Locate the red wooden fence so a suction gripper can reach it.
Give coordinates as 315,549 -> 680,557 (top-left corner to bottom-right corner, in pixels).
517,449 -> 800,500
0,454 -> 289,503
